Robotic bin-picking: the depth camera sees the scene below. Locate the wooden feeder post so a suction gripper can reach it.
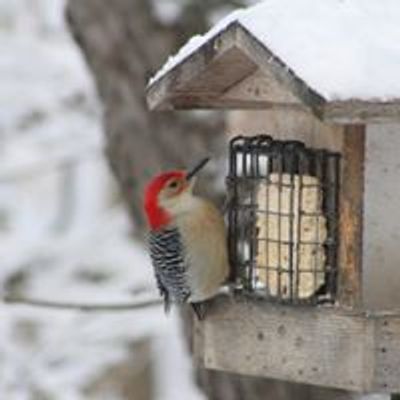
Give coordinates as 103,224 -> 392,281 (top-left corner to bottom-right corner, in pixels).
146,2 -> 400,395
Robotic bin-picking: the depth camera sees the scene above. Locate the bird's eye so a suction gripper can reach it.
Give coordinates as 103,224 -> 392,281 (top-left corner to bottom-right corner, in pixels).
168,180 -> 179,189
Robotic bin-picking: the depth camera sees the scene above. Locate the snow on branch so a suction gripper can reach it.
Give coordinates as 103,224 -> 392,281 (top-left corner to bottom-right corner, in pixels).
2,295 -> 163,312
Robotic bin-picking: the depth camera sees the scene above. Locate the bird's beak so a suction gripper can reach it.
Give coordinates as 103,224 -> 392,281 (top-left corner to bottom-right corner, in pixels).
186,157 -> 210,181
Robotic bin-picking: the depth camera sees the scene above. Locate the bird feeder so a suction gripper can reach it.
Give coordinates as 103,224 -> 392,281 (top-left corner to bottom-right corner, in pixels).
146,0 -> 400,393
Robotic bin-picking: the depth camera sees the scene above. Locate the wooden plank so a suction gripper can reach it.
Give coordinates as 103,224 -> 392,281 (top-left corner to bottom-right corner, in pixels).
338,126 -> 365,308
374,315 -> 400,392
168,98 -> 306,110
324,101 -> 400,124
363,124 -> 400,310
218,66 -> 301,105
180,47 -> 256,95
198,295 -> 375,392
194,295 -> 400,392
227,109 -> 344,151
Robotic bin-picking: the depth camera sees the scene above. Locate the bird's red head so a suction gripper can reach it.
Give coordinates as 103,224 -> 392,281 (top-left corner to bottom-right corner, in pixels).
144,170 -> 187,230
143,158 -> 210,231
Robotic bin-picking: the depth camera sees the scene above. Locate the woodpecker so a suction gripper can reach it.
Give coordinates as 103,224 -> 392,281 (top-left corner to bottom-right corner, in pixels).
144,158 -> 229,319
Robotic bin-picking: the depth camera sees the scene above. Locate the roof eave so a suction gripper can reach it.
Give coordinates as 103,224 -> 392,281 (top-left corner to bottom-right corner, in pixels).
324,99 -> 400,124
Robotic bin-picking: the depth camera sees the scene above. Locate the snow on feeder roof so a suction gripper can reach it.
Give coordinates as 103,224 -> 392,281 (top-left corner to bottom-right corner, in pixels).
147,0 -> 400,123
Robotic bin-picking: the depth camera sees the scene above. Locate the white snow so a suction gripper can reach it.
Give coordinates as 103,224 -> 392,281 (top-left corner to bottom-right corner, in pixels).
149,0 -> 400,102
150,0 -> 185,25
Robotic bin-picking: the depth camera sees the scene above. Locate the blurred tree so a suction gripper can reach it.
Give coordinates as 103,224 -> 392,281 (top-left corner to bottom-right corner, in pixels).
66,1 -> 381,399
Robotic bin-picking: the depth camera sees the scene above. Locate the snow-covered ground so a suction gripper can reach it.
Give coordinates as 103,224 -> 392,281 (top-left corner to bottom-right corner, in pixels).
0,1 -> 204,399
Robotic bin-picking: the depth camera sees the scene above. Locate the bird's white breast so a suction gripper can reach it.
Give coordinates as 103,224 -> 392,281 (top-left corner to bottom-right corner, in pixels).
175,198 -> 229,302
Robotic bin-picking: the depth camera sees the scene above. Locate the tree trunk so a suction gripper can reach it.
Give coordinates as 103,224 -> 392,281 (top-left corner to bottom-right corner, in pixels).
65,1 -> 387,399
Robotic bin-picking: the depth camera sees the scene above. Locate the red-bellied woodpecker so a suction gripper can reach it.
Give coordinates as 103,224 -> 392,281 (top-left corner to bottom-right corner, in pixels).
143,158 -> 229,319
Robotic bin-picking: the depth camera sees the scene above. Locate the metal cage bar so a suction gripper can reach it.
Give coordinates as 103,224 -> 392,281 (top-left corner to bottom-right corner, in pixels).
227,135 -> 341,305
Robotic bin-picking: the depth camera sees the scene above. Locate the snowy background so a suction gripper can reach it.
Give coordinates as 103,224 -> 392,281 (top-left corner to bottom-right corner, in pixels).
0,0 -> 204,399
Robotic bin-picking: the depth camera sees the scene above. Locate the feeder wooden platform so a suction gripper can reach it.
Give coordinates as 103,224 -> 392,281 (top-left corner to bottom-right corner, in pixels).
194,294 -> 400,393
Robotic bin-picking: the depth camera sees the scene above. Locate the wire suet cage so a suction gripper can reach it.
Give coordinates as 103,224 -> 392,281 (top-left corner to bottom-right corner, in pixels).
227,135 -> 341,305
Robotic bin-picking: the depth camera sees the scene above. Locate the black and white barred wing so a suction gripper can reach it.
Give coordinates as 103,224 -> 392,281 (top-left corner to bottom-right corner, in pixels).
148,228 -> 190,311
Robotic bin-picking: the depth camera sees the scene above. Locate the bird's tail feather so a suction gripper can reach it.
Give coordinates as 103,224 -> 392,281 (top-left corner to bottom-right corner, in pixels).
163,293 -> 171,314
191,302 -> 206,320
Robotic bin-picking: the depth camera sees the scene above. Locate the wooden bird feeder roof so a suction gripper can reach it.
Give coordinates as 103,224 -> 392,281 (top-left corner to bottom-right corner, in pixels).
147,0 -> 400,124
